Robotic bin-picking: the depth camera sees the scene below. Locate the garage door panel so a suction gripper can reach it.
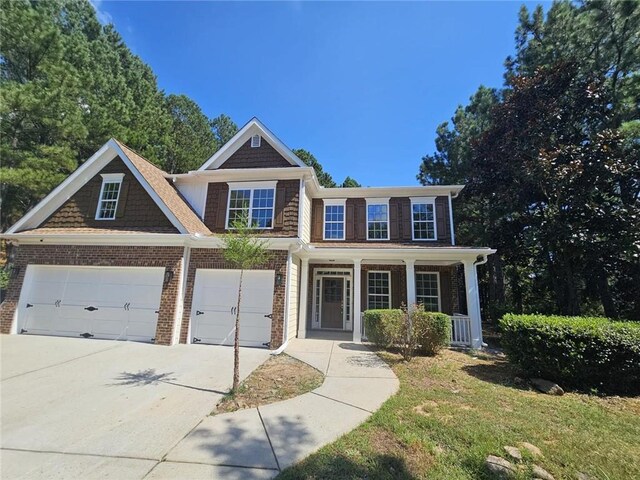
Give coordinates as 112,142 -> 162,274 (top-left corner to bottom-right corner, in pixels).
18,266 -> 164,342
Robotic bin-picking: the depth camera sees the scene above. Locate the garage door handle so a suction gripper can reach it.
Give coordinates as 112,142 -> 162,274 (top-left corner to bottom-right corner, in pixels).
84,306 -> 98,312
26,303 -> 33,308
264,313 -> 273,319
196,310 -> 204,316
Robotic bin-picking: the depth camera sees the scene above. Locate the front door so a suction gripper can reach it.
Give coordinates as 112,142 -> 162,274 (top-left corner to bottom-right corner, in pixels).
321,277 -> 344,329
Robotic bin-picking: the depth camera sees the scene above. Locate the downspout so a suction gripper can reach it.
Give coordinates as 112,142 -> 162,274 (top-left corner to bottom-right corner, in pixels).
272,242 -> 305,355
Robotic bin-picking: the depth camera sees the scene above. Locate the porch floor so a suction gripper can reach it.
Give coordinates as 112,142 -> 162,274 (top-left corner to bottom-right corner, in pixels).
304,330 -> 353,341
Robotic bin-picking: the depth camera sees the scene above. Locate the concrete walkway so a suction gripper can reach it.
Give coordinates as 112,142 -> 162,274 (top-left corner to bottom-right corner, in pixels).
148,337 -> 399,479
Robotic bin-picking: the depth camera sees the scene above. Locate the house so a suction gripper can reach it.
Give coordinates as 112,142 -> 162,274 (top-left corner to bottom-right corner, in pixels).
0,118 -> 495,349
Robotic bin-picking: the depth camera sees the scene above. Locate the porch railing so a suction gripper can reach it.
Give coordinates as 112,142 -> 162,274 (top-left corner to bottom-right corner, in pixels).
450,315 -> 472,346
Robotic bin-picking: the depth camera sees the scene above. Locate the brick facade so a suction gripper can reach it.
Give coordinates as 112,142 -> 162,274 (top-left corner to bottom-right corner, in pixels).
179,248 -> 288,349
310,196 -> 452,245
219,138 -> 292,169
203,180 -> 299,236
0,245 -> 184,344
40,157 -> 178,232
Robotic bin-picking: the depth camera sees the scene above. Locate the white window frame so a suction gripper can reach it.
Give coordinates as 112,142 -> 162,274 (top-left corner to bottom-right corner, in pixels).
415,271 -> 441,311
365,198 -> 390,241
312,268 -> 353,331
323,198 -> 346,241
367,270 -> 392,310
410,196 -> 437,241
251,135 -> 261,148
95,173 -> 125,220
225,181 -> 277,230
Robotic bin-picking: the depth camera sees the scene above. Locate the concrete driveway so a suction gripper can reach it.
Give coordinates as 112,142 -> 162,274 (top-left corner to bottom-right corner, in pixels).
0,335 -> 270,480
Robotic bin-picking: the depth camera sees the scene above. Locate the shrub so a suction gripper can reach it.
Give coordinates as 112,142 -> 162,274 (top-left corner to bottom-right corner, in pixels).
499,314 -> 640,394
364,307 -> 451,358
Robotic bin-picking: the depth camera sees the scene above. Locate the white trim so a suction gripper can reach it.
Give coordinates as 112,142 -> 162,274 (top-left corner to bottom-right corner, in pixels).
366,270 -> 392,310
95,174 -> 125,220
297,179 -> 305,239
283,250 -> 293,344
415,271 -> 441,312
322,199 -> 346,241
311,268 -> 353,331
225,184 -> 277,230
410,197 -> 437,242
448,192 -> 456,246
365,198 -> 390,241
199,117 -> 307,170
251,134 -> 261,148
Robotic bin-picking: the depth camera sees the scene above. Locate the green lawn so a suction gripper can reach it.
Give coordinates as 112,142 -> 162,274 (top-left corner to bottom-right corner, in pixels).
278,349 -> 640,480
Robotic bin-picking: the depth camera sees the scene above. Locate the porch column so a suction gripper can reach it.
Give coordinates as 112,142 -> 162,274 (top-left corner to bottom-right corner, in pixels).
463,259 -> 484,349
352,258 -> 362,343
405,259 -> 416,308
298,258 -> 310,339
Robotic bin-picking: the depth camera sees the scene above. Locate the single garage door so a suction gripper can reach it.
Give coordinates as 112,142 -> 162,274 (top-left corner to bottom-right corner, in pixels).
18,265 -> 164,342
190,269 -> 275,348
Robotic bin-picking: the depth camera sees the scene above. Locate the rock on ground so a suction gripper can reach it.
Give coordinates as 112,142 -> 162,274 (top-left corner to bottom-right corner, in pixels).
504,446 -> 522,461
485,455 -> 516,478
518,441 -> 543,458
532,464 -> 555,480
531,378 -> 565,396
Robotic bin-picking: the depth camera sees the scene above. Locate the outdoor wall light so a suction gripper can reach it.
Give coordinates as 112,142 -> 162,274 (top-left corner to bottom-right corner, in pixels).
275,273 -> 283,286
163,269 -> 174,286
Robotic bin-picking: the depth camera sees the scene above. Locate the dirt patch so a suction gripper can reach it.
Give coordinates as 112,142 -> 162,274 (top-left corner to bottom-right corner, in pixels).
368,427 -> 436,475
216,354 -> 324,413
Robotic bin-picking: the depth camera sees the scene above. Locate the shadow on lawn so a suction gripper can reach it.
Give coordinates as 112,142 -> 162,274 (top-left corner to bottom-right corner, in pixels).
112,368 -> 226,394
277,453 -> 418,480
461,356 -> 532,392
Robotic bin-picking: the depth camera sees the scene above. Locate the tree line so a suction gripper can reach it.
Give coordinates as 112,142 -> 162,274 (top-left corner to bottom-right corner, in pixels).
417,0 -> 639,321
0,0 -> 358,231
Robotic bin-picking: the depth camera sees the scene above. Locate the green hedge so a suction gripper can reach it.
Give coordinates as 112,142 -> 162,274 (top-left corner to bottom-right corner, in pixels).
364,308 -> 451,356
499,314 -> 640,394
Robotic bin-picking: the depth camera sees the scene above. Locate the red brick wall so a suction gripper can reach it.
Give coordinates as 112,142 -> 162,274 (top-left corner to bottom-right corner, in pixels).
0,245 -> 184,344
219,138 -> 292,169
40,157 -> 177,232
203,180 -> 299,236
179,248 -> 288,349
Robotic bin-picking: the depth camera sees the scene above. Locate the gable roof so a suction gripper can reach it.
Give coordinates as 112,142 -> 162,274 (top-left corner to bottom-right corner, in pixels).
198,117 -> 307,170
6,139 -> 210,235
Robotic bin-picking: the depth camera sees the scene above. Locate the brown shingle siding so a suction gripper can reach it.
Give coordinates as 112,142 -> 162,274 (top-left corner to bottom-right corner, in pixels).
219,138 -> 292,169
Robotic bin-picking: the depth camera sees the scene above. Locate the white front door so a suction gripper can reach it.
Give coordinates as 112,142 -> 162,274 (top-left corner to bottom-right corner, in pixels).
190,269 -> 275,348
18,265 -> 164,342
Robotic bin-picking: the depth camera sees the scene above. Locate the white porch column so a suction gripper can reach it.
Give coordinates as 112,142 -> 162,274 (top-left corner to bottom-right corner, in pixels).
352,258 -> 363,343
298,258 -> 310,339
463,259 -> 484,349
405,259 -> 416,308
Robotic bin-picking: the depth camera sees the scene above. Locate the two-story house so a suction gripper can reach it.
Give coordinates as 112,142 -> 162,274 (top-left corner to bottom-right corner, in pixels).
0,118 -> 495,350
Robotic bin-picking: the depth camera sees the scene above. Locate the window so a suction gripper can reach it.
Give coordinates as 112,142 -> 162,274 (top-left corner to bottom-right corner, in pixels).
368,271 -> 391,310
411,197 -> 437,240
416,272 -> 440,311
226,182 -> 275,229
323,200 -> 345,240
366,199 -> 389,240
251,135 -> 261,148
95,173 -> 124,220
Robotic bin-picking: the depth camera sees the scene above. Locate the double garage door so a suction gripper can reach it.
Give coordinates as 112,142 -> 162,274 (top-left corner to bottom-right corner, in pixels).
190,269 -> 275,348
18,265 -> 164,342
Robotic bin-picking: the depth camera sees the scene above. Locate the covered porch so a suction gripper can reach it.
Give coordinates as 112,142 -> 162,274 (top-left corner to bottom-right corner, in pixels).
294,246 -> 494,349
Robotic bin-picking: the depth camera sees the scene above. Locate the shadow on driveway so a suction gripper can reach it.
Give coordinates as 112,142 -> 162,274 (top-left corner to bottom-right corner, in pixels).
112,369 -> 227,395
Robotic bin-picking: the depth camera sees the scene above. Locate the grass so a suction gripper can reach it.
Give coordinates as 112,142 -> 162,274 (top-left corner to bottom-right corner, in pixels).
216,353 -> 324,414
278,348 -> 640,480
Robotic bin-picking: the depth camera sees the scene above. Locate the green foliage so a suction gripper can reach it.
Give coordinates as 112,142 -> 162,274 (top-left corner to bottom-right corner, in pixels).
210,114 -> 238,146
340,176 -> 361,188
293,148 -> 337,188
221,213 -> 271,270
499,314 -> 640,394
364,308 -> 451,359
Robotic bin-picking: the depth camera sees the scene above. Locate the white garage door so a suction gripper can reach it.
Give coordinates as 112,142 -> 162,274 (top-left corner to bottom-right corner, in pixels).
190,269 -> 275,348
18,265 -> 164,342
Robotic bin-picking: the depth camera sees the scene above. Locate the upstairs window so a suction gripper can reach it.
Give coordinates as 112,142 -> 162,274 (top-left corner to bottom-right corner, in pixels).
226,182 -> 275,229
411,197 -> 437,240
95,173 -> 124,220
323,200 -> 345,240
251,135 -> 261,148
366,199 -> 389,240
416,272 -> 440,311
367,271 -> 391,309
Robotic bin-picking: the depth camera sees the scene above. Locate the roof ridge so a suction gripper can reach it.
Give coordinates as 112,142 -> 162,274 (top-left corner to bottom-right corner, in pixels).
112,139 -> 169,175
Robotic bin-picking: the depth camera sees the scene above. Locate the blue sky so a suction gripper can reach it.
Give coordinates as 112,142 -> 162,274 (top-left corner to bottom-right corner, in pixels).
94,1 -> 545,186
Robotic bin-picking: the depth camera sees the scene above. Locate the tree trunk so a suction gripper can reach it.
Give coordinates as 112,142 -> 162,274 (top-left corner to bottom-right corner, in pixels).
596,266 -> 618,319
232,269 -> 244,392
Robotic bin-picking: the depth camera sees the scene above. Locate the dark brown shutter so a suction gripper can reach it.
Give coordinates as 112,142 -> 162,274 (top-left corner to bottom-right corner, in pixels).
389,199 -> 400,241
355,199 -> 366,241
86,183 -> 102,218
115,180 -> 130,218
401,199 -> 412,241
391,269 -> 401,308
345,201 -> 355,241
440,270 -> 452,314
435,199 -> 446,242
311,200 -> 324,241
274,185 -> 286,228
216,184 -> 228,230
